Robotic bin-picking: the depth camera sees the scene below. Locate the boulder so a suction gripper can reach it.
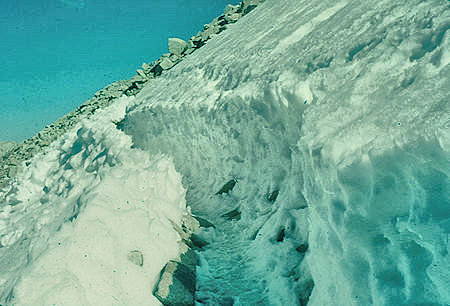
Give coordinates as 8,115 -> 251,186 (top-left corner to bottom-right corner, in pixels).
241,0 -> 263,15
168,38 -> 187,56
136,69 -> 147,78
192,216 -> 216,229
153,260 -> 195,306
0,142 -> 17,157
150,64 -> 164,77
267,190 -> 279,202
296,243 -> 309,253
224,12 -> 242,23
190,233 -> 209,249
215,178 -> 238,195
224,4 -> 239,15
221,208 -> 241,221
127,250 -> 144,266
178,244 -> 199,269
200,23 -> 223,41
159,58 -> 175,70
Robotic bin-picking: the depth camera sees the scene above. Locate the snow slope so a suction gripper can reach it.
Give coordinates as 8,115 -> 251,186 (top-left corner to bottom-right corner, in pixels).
1,0 -> 449,305
0,97 -> 189,305
120,0 -> 450,305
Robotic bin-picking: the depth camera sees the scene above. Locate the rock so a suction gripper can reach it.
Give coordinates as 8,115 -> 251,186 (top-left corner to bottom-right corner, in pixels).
181,213 -> 200,234
136,69 -> 147,78
296,243 -> 309,253
216,178 -> 238,195
221,208 -> 241,221
169,54 -> 181,64
178,244 -> 199,269
224,4 -> 239,15
0,142 -> 17,157
276,228 -> 286,242
190,233 -> 209,249
267,190 -> 279,202
191,34 -> 202,42
7,165 -> 18,179
168,38 -> 187,56
201,24 -> 221,41
193,216 -> 216,229
184,47 -> 195,55
153,260 -> 195,306
141,62 -> 151,70
299,279 -> 315,306
159,58 -> 175,70
154,231 -> 198,306
224,12 -> 242,23
127,250 -> 144,266
241,0 -> 262,15
150,64 -> 163,77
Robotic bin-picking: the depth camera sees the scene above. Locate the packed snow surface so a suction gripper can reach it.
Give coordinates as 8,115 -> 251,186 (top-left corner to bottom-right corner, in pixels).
1,0 -> 449,305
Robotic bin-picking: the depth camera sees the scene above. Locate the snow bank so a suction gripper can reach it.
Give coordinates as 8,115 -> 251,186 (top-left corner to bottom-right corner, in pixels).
0,97 -> 188,305
0,0 -> 448,305
119,0 -> 449,304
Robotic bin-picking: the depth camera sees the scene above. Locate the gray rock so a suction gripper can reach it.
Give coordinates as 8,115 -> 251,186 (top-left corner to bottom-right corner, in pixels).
184,48 -> 195,55
127,250 -> 144,266
242,0 -> 264,15
224,12 -> 242,23
160,58 -> 175,70
267,190 -> 279,202
179,245 -> 199,270
153,260 -> 195,306
169,54 -> 181,64
190,233 -> 209,249
7,165 -> 18,179
141,62 -> 151,70
201,24 -> 221,41
168,38 -> 187,56
136,69 -> 147,78
0,142 -> 17,157
221,208 -> 241,221
215,178 -> 238,195
224,4 -> 239,15
193,216 -> 216,229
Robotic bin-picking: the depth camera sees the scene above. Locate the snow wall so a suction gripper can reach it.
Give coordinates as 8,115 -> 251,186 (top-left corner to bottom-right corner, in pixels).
120,0 -> 450,304
0,0 -> 449,305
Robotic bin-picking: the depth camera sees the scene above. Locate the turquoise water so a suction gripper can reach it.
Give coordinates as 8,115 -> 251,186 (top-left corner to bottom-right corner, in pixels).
0,0 -> 236,142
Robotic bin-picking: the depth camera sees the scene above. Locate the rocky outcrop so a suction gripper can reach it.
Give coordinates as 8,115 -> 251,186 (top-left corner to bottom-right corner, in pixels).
168,38 -> 188,56
153,214 -> 201,306
153,260 -> 196,306
0,142 -> 17,157
135,0 -> 266,79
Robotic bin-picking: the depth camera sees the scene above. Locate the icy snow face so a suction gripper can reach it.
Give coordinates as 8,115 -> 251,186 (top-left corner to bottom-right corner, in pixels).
0,97 -> 188,305
120,0 -> 449,305
0,0 -> 448,305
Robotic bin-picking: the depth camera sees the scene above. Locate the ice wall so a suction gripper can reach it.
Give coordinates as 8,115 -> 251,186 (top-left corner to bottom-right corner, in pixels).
120,0 -> 449,304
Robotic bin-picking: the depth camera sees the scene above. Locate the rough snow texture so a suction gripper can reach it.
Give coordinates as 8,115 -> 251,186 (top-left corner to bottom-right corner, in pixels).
0,97 -> 188,305
0,0 -> 449,305
119,0 -> 449,305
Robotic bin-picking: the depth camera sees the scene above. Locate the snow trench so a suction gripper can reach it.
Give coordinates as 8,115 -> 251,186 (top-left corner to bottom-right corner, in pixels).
119,81 -> 449,306
0,0 -> 448,305
118,1 -> 449,304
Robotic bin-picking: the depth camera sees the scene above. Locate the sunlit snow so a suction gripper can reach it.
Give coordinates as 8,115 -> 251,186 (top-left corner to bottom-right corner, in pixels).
1,0 -> 449,305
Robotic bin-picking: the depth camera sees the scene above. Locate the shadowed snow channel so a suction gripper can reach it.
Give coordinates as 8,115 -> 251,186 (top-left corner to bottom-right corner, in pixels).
119,0 -> 449,305
0,97 -> 188,305
0,0 -> 449,305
